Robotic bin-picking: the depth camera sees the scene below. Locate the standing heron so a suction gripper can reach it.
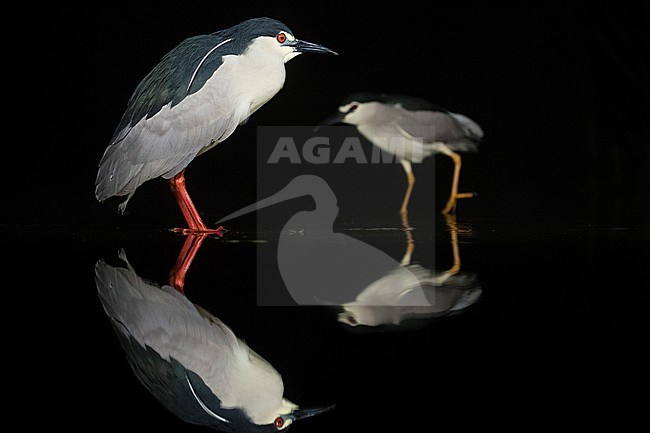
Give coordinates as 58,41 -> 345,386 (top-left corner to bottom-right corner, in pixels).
320,93 -> 482,215
95,17 -> 336,234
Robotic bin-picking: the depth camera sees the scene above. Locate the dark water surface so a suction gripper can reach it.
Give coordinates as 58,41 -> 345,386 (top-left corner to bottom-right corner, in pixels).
12,206 -> 648,430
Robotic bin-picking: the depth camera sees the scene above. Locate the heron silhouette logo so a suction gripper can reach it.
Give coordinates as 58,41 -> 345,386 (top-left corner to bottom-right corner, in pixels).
217,175 -> 428,306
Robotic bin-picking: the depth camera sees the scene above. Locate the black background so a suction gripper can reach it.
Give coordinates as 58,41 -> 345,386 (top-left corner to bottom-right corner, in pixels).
30,1 -> 649,227
16,2 -> 650,431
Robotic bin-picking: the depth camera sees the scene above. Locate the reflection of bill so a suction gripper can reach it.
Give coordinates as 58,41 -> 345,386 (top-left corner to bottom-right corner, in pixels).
338,214 -> 482,328
95,250 -> 333,432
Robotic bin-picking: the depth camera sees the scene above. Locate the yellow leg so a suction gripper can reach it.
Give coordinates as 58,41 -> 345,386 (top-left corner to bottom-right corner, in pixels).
444,214 -> 461,275
400,211 -> 415,265
441,152 -> 474,215
400,160 -> 415,214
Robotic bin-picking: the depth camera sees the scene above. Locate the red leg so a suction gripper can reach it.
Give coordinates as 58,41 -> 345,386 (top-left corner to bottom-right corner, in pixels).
169,170 -> 224,235
169,234 -> 208,293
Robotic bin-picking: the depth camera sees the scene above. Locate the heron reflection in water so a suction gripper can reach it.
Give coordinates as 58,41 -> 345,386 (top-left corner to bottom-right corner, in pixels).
95,249 -> 333,432
338,214 -> 482,328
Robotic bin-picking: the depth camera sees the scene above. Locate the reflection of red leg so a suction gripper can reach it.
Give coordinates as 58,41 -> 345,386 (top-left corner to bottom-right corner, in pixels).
169,234 -> 208,294
169,170 -> 224,235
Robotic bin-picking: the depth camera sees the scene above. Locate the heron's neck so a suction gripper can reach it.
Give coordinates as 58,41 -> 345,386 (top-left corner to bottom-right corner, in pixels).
230,40 -> 287,117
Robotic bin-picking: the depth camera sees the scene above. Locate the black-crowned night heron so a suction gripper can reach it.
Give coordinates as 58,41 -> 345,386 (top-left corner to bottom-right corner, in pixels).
96,250 -> 333,432
95,17 -> 336,234
320,93 -> 483,215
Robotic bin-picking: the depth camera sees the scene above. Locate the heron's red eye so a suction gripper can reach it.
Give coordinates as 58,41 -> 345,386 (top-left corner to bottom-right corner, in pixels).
274,417 -> 284,428
348,104 -> 358,113
276,33 -> 287,43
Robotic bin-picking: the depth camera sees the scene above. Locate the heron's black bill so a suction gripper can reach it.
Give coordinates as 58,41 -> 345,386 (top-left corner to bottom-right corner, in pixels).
292,404 -> 336,421
314,112 -> 345,131
290,39 -> 337,55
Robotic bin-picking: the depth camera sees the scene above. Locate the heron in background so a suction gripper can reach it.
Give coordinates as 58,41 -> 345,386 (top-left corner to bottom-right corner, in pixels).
320,93 -> 483,215
96,249 -> 333,432
95,17 -> 336,234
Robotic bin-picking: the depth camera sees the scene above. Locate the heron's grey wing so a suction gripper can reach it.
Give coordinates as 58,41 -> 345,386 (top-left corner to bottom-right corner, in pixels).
95,35 -> 239,202
448,112 -> 484,141
395,110 -> 466,143
111,34 -> 236,143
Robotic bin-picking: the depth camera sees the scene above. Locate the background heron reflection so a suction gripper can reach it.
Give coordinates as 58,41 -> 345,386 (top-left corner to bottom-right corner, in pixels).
338,215 -> 482,328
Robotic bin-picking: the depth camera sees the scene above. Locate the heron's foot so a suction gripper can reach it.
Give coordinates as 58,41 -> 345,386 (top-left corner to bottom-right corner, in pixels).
441,199 -> 456,215
441,192 -> 476,215
170,226 -> 226,237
